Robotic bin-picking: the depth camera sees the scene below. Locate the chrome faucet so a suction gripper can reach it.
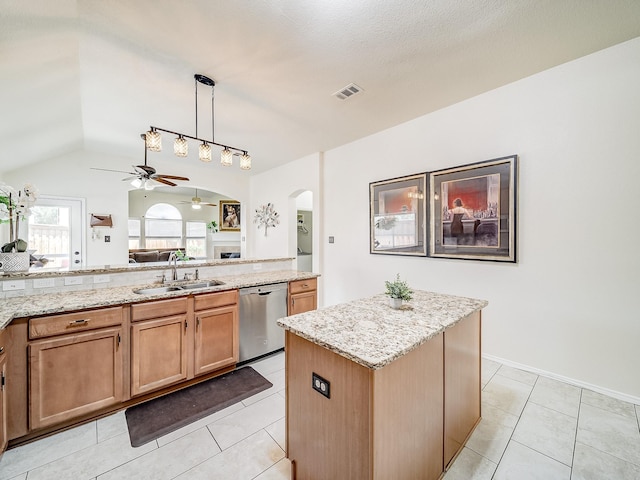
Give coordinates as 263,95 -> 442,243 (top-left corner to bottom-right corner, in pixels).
168,252 -> 178,281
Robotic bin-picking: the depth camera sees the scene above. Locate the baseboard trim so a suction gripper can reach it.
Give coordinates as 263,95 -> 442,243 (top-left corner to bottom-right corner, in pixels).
482,353 -> 640,406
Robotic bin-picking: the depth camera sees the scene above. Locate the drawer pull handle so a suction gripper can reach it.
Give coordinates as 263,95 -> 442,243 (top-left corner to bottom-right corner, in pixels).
0,346 -> 4,354
69,319 -> 89,326
302,284 -> 308,288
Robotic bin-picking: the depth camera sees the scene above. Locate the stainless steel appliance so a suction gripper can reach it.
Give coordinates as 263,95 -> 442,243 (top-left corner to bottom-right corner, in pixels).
238,282 -> 288,363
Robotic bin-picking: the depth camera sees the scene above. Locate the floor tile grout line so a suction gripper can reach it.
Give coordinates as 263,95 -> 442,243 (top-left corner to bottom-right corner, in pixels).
488,372 -> 539,479
569,387 -> 584,477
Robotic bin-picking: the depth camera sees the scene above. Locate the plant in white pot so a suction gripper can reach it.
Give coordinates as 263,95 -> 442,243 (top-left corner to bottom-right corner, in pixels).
384,273 -> 414,309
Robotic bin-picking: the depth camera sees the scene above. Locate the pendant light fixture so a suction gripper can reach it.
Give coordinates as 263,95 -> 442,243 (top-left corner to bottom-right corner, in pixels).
145,74 -> 251,170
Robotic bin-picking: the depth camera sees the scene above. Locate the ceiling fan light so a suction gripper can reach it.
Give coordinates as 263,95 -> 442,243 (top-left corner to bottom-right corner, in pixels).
146,129 -> 162,152
221,147 -> 233,167
143,179 -> 155,190
191,203 -> 202,210
240,152 -> 251,170
199,143 -> 212,162
130,178 -> 142,188
174,136 -> 188,157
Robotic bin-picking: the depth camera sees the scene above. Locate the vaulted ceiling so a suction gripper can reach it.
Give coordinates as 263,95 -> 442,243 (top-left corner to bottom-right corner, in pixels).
2,0 -> 640,175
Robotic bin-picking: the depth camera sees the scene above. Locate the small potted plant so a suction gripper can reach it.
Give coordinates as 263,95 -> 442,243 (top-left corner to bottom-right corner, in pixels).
385,273 -> 414,309
206,220 -> 219,233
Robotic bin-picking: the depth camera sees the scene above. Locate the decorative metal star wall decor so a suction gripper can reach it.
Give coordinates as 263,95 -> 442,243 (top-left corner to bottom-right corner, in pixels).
254,203 -> 280,236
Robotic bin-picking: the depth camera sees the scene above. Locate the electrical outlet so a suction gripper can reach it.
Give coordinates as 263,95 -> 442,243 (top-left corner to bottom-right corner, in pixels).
64,277 -> 83,286
104,235 -> 110,243
2,280 -> 25,291
33,278 -> 56,289
93,274 -> 111,284
312,372 -> 330,399
328,236 -> 335,244
253,263 -> 262,271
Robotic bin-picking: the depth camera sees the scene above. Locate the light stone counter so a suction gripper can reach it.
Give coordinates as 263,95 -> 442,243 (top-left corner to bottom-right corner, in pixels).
0,270 -> 318,329
277,290 -> 487,370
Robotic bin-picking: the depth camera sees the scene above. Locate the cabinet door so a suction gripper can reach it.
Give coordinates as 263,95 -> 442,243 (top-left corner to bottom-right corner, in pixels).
131,315 -> 188,397
29,327 -> 124,430
194,305 -> 238,376
289,291 -> 317,315
0,352 -> 7,455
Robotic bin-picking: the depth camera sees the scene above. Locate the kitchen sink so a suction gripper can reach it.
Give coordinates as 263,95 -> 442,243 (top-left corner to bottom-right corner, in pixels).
179,280 -> 225,289
133,286 -> 184,295
133,280 -> 225,294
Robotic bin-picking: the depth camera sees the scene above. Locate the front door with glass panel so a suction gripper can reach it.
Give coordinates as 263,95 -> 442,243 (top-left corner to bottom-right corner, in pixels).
28,196 -> 85,269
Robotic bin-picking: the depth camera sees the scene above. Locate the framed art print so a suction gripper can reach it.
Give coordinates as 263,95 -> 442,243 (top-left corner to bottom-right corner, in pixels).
429,155 -> 517,262
370,173 -> 427,256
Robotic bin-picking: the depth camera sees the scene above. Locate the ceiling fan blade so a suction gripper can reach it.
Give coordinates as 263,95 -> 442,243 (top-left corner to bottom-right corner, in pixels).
134,165 -> 156,175
121,176 -> 142,182
153,177 -> 177,187
156,174 -> 190,181
203,203 -> 217,206
91,167 -> 137,175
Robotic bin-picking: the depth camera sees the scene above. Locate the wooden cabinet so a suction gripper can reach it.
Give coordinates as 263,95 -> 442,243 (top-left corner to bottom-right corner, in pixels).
194,291 -> 239,376
0,329 -> 7,456
288,278 -> 317,315
28,309 -> 124,430
444,310 -> 481,467
130,298 -> 189,397
130,292 -> 238,396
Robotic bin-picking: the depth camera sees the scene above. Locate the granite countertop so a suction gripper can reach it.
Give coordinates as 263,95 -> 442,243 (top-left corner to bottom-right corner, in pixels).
0,270 -> 318,329
277,290 -> 488,370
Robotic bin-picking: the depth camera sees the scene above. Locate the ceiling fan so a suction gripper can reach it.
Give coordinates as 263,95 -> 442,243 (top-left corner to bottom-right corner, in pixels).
91,134 -> 190,189
179,188 -> 217,209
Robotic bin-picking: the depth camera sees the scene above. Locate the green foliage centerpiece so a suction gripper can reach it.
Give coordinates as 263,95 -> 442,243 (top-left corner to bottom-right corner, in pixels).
384,273 -> 414,309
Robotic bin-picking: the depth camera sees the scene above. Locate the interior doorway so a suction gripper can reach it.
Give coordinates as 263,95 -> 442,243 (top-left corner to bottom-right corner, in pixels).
296,191 -> 313,272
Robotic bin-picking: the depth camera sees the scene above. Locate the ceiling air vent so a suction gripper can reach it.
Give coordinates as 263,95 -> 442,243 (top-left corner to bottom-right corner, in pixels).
333,83 -> 363,100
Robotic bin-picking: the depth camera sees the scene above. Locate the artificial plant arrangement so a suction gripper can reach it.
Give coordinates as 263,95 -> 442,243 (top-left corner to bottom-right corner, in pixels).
206,220 -> 219,233
384,273 -> 414,302
0,182 -> 38,252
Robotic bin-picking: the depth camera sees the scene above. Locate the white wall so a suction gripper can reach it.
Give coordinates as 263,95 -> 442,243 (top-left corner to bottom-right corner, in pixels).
254,38 -> 640,400
3,149 -> 250,266
248,152 -> 321,263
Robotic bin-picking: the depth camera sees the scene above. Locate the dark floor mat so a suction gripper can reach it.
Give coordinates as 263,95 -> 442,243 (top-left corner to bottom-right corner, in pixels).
125,366 -> 272,447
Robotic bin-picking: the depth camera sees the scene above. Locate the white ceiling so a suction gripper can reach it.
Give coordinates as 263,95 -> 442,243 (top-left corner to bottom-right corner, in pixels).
2,0 -> 640,176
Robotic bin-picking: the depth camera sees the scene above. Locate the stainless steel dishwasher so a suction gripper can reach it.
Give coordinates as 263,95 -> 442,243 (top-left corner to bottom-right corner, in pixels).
238,282 -> 288,363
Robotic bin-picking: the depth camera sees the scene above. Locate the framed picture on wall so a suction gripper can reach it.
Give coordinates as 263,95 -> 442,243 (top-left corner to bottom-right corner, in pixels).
220,200 -> 241,231
429,155 -> 517,262
370,173 -> 427,256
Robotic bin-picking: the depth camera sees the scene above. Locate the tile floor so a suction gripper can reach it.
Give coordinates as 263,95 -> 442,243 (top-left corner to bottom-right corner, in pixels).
1,352 -> 639,479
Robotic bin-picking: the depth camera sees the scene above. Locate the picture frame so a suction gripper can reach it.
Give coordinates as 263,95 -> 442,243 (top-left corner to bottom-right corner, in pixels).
219,200 -> 241,231
370,173 -> 427,256
429,155 -> 517,262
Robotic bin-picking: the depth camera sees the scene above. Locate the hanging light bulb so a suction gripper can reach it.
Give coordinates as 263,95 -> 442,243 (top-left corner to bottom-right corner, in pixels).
174,135 -> 188,157
144,179 -> 155,190
191,203 -> 202,210
199,142 -> 212,162
130,178 -> 142,189
221,147 -> 233,167
240,152 -> 252,170
145,129 -> 162,152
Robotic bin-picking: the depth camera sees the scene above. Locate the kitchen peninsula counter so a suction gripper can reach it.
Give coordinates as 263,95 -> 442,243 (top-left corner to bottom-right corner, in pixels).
0,270 -> 318,329
278,290 -> 487,480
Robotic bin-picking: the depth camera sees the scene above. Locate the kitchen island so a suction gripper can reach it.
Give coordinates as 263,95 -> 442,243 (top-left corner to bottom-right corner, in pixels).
277,290 -> 488,480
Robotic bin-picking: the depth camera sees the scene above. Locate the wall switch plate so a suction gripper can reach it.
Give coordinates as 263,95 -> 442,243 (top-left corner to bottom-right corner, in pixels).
328,236 -> 335,243
64,277 -> 83,286
33,278 -> 56,289
2,280 -> 26,291
93,274 -> 110,284
312,372 -> 330,399
104,235 -> 110,242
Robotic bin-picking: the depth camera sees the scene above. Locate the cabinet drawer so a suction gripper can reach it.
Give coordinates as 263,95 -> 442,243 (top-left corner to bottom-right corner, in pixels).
29,307 -> 123,339
194,290 -> 238,311
289,278 -> 317,294
131,297 -> 188,322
